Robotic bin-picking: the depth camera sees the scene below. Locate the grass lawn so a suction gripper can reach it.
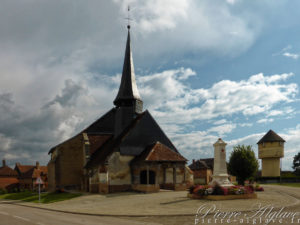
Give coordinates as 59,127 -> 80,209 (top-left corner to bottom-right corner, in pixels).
265,183 -> 300,188
0,191 -> 82,203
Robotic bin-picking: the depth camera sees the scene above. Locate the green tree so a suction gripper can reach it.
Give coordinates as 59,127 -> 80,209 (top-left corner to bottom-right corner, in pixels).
292,152 -> 300,176
228,145 -> 259,185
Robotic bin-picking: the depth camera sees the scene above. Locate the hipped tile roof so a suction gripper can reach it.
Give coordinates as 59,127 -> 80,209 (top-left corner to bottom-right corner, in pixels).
257,130 -> 285,144
0,177 -> 19,189
0,166 -> 18,177
144,142 -> 186,162
15,164 -> 47,178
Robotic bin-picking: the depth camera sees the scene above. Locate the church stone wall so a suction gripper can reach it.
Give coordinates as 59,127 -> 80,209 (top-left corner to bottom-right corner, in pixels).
55,134 -> 85,189
176,168 -> 184,184
165,168 -> 173,183
108,152 -> 134,185
47,160 -> 56,192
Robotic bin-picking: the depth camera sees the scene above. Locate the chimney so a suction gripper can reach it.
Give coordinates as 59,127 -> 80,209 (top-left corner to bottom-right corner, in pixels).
2,159 -> 6,167
36,161 -> 40,169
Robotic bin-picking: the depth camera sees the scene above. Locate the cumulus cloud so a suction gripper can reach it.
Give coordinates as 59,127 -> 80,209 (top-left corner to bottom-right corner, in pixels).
140,71 -> 297,127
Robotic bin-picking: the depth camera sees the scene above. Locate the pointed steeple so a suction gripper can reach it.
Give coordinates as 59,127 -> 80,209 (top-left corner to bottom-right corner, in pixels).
113,26 -> 143,113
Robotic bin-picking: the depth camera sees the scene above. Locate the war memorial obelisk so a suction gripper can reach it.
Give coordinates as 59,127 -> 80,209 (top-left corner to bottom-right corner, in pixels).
210,138 -> 233,187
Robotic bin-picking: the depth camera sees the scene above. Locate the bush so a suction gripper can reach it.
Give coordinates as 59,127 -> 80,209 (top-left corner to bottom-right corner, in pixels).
0,188 -> 7,195
212,183 -> 224,195
228,145 -> 259,185
255,186 -> 264,191
189,185 -> 195,194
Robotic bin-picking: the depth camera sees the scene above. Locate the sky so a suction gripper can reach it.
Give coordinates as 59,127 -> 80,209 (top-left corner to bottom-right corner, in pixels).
0,0 -> 299,170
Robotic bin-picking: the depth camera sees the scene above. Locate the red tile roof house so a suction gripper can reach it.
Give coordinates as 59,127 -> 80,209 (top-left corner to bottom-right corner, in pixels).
14,161 -> 48,191
0,160 -> 19,192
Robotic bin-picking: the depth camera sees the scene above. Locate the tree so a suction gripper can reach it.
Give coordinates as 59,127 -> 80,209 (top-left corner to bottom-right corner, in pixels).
228,145 -> 259,185
292,152 -> 300,176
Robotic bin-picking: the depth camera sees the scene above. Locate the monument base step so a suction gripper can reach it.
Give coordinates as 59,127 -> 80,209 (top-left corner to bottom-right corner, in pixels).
187,193 -> 257,200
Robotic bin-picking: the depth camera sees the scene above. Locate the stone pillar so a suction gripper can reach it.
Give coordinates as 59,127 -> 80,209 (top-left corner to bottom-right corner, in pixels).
146,165 -> 149,185
173,166 -> 176,184
163,167 -> 166,184
210,138 -> 233,187
156,165 -> 159,187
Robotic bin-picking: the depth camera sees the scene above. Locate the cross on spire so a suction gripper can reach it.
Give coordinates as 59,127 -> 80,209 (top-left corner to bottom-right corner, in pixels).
125,5 -> 132,29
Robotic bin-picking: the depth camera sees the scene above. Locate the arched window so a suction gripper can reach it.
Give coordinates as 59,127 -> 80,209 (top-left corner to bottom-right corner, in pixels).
140,170 -> 156,184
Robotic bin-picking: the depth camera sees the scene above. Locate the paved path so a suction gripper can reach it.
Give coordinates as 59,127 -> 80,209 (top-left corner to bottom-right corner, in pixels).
0,203 -> 158,225
4,186 -> 298,216
1,185 -> 299,225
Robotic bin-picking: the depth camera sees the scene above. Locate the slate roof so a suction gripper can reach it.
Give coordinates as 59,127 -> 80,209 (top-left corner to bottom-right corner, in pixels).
189,158 -> 214,170
257,130 -> 286,144
83,108 -> 115,134
119,110 -> 179,156
0,166 -> 18,177
200,158 -> 214,169
85,110 -> 183,168
113,29 -> 142,107
189,160 -> 209,170
132,142 -> 186,163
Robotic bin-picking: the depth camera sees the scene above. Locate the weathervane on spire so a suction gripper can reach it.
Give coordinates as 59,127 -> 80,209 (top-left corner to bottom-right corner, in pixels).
125,5 -> 132,29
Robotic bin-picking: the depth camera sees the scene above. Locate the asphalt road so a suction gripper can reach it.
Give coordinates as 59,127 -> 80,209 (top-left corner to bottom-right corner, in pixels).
0,203 -> 158,225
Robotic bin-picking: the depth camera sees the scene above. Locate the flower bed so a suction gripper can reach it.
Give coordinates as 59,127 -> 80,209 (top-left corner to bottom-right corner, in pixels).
188,183 -> 260,200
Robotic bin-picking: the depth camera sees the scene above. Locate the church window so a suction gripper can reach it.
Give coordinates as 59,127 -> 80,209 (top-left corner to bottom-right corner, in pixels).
140,170 -> 155,185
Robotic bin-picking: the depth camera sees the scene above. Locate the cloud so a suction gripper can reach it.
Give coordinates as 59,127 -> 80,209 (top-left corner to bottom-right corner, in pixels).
0,79 -> 100,166
140,71 -> 297,127
213,119 -> 228,125
273,46 -> 299,60
257,118 -> 274,124
283,52 -> 299,60
208,123 -> 237,136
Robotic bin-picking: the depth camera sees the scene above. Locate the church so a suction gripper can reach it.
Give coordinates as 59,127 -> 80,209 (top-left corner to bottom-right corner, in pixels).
47,25 -> 192,193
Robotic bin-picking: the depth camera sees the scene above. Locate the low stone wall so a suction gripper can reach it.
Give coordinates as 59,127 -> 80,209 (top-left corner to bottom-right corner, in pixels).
99,183 -> 109,194
109,184 -> 132,193
160,183 -> 175,190
132,184 -> 160,193
187,193 -> 257,200
89,184 -> 99,193
174,183 -> 187,191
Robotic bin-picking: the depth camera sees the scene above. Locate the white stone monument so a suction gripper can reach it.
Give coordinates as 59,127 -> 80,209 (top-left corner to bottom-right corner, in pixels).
210,138 -> 233,187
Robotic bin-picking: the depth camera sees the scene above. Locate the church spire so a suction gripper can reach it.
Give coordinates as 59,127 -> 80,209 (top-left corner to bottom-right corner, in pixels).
113,25 -> 143,113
